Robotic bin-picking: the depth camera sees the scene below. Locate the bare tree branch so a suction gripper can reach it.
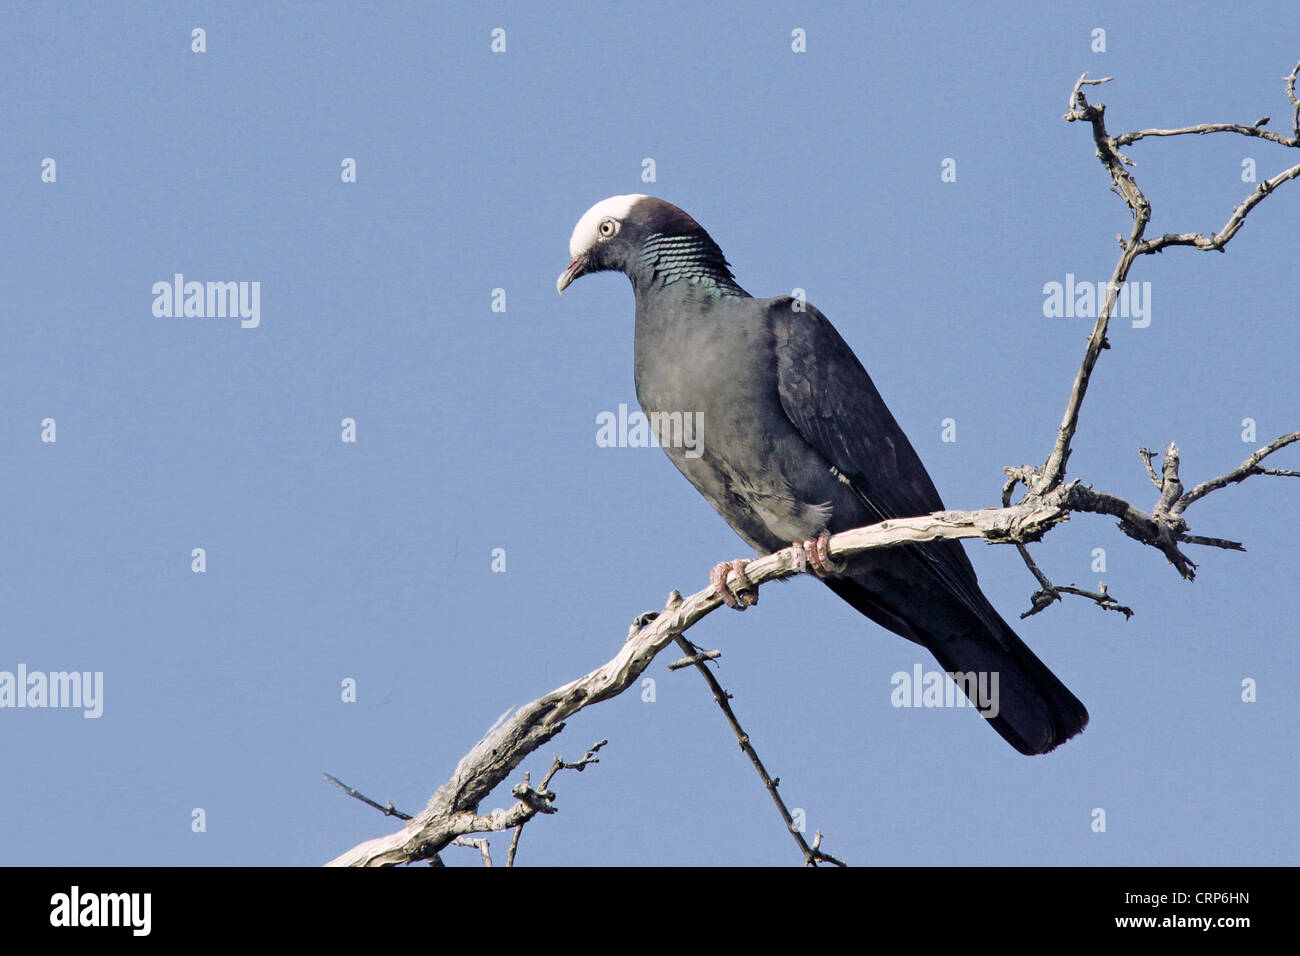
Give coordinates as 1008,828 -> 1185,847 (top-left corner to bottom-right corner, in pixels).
1135,160 -> 1300,255
452,837 -> 492,867
326,426 -> 1292,865
505,741 -> 605,867
668,646 -> 722,669
1138,447 -> 1164,489
669,634 -> 845,866
1289,60 -> 1300,138
1114,120 -> 1299,150
1175,431 -> 1300,513
1015,537 -> 1133,620
809,831 -> 847,868
322,773 -> 412,820
1041,66 -> 1300,493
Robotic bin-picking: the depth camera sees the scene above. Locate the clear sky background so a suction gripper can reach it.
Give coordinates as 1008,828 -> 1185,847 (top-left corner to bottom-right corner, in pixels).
2,1 -> 1296,867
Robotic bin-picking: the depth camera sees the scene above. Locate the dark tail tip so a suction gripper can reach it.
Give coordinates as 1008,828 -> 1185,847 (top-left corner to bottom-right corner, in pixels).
929,619 -> 1089,756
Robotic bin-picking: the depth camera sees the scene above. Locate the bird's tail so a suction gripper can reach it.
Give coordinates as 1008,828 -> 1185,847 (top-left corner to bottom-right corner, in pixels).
824,576 -> 1088,755
923,614 -> 1089,755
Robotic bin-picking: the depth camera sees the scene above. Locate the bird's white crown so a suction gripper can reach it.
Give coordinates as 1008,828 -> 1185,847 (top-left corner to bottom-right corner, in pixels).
568,194 -> 648,258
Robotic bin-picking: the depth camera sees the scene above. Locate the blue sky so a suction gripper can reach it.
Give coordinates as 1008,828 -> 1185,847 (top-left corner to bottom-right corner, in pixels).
2,1 -> 1296,867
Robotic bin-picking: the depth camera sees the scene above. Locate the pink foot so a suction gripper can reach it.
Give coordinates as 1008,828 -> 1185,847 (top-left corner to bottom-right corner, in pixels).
711,559 -> 757,610
792,531 -> 845,577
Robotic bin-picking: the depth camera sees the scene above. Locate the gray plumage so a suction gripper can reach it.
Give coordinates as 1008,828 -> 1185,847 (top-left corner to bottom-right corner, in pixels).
559,195 -> 1088,755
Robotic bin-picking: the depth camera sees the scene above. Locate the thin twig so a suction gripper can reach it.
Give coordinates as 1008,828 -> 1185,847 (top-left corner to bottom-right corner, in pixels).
810,831 -> 847,868
1115,121 -> 1299,150
1139,447 -> 1163,488
506,824 -> 523,868
505,741 -> 606,867
671,635 -> 845,867
452,837 -> 492,867
322,773 -> 412,820
1014,541 -> 1133,620
668,648 -> 722,670
1286,59 -> 1300,138
1175,431 -> 1300,513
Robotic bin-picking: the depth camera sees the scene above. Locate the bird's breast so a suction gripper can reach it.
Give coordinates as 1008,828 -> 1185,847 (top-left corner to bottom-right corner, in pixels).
632,293 -> 852,551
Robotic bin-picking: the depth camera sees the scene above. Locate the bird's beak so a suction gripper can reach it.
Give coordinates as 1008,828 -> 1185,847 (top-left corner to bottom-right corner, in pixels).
556,254 -> 588,294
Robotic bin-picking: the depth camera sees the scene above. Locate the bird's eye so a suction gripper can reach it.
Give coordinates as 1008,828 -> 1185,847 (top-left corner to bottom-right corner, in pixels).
597,218 -> 620,239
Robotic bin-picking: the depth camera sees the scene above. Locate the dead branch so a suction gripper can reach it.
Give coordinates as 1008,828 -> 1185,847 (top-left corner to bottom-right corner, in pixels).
452,837 -> 492,867
1041,64 -> 1300,493
327,429 -> 1292,865
669,634 -> 845,867
322,774 -> 411,820
504,741 -> 605,867
1175,431 -> 1300,513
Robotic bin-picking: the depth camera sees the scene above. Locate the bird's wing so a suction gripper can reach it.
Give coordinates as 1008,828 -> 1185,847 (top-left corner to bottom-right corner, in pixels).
769,297 -> 1005,642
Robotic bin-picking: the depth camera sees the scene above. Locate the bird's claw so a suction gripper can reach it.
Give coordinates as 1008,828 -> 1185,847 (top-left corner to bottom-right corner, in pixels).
793,531 -> 846,577
711,559 -> 757,610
